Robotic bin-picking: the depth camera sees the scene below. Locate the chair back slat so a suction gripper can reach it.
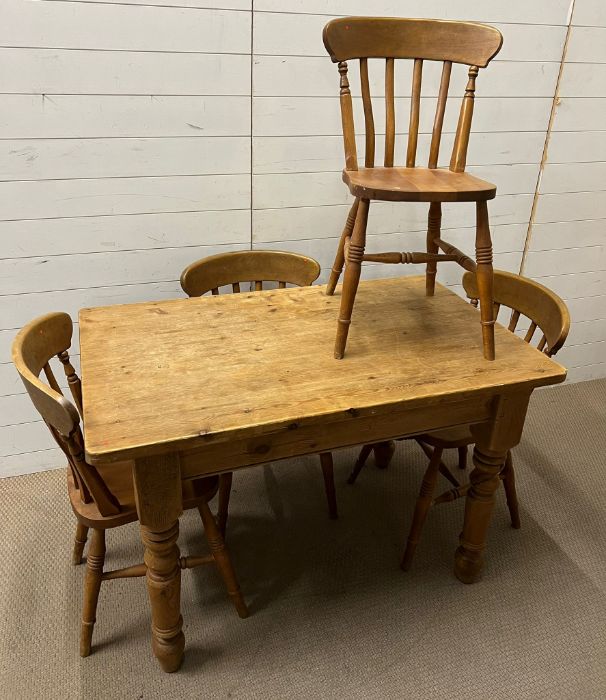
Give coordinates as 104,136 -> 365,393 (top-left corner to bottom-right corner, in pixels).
324,18 -> 502,175
278,281 -> 287,289
450,65 -> 478,173
232,282 -> 241,294
508,309 -> 521,332
181,250 -> 321,298
338,61 -> 358,171
12,312 -> 121,516
524,322 -> 538,344
43,362 -> 62,394
462,270 -> 570,356
406,58 -> 423,168
384,58 -> 395,167
360,58 -> 375,167
428,60 -> 451,168
255,281 -> 263,291
537,334 -> 547,352
211,287 -> 219,295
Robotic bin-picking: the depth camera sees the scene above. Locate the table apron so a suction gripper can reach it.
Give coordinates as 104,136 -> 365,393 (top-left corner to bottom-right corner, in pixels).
179,395 -> 494,479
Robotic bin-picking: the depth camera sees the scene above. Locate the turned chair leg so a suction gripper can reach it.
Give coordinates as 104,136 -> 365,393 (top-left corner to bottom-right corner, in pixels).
198,501 -> 249,619
80,528 -> 106,657
457,446 -> 468,471
401,446 -> 443,571
347,444 -> 373,485
475,201 -> 496,361
73,522 -> 89,565
501,451 -> 521,529
319,452 -> 338,519
326,198 -> 359,296
425,202 -> 442,296
334,199 -> 370,359
217,472 -> 233,538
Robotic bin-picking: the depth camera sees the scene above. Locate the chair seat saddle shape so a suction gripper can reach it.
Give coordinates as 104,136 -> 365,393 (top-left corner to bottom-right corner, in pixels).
12,311 -> 249,661
347,270 -> 571,571
322,16 -> 504,360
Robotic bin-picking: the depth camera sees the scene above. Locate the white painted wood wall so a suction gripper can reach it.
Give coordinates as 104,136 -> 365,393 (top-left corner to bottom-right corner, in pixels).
0,0 -> 603,477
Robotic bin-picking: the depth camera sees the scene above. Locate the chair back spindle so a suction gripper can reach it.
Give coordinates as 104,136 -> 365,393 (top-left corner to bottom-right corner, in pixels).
462,271 -> 570,357
384,58 -> 395,167
323,17 -> 502,173
428,61 -> 452,168
180,250 -> 321,298
406,58 -> 423,167
360,58 -> 375,167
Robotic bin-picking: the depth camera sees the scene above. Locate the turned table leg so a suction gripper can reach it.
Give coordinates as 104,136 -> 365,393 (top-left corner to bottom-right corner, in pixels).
454,392 -> 531,584
133,453 -> 184,672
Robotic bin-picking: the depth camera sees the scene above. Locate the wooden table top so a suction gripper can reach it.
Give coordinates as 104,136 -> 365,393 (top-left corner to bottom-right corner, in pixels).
80,276 -> 566,463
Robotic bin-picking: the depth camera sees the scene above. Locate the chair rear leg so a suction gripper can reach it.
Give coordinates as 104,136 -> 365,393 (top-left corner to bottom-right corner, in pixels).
501,451 -> 521,529
326,198 -> 359,296
80,528 -> 106,657
198,501 -> 249,619
217,472 -> 233,538
401,446 -> 443,571
334,199 -> 370,359
475,201 -> 496,360
73,522 -> 89,565
347,444 -> 373,485
319,452 -> 338,519
425,202 -> 442,296
457,446 -> 468,471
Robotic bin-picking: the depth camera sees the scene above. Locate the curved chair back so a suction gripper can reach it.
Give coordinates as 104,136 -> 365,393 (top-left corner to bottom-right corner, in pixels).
12,313 -> 120,515
180,250 -> 321,297
462,270 -> 570,356
323,17 -> 503,172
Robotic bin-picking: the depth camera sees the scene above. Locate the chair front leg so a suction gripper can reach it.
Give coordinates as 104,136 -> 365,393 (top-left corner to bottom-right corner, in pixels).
326,198 -> 359,296
501,451 -> 521,529
334,199 -> 370,359
475,200 -> 495,360
319,452 -> 338,519
80,528 -> 106,657
401,446 -> 443,571
217,472 -> 233,538
73,522 -> 89,565
425,202 -> 442,296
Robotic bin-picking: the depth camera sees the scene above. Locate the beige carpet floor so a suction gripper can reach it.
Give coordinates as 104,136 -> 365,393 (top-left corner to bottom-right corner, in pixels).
1,379 -> 605,700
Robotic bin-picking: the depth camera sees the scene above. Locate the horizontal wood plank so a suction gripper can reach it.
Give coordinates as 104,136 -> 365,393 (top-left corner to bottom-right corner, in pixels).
253,97 -> 553,136
0,49 -> 250,96
546,131 -> 606,163
252,194 -> 535,242
0,137 -> 250,181
1,210 -> 250,258
0,243 -> 249,295
535,191 -> 606,223
253,12 -> 567,61
253,1 -> 572,26
253,132 -> 546,174
0,95 -> 251,138
0,174 -> 250,221
1,1 -> 250,53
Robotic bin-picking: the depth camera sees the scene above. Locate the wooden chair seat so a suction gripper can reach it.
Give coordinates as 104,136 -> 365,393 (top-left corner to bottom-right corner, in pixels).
417,425 -> 474,448
343,167 -> 496,203
68,462 -> 219,529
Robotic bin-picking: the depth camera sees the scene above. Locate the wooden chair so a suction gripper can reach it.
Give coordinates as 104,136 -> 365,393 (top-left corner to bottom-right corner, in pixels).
322,17 -> 503,360
180,249 -> 338,520
348,271 -> 570,569
12,312 -> 249,659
